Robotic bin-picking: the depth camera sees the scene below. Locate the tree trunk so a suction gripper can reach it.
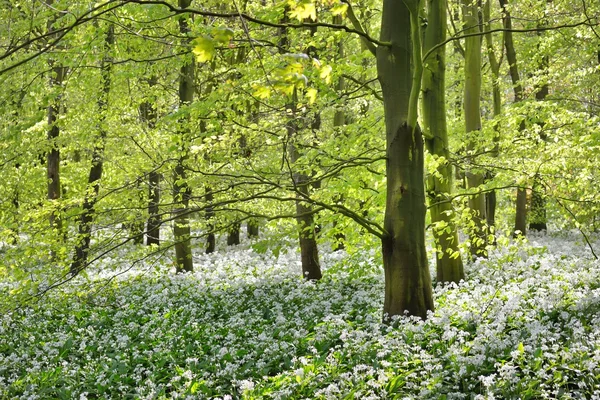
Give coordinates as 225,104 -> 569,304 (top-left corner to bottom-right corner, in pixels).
500,0 -> 528,237
484,0 -> 502,232
70,24 -> 114,276
332,14 -> 346,252
280,8 -> 321,280
463,0 -> 488,257
245,101 -> 260,238
47,6 -> 66,237
378,0 -> 434,319
287,93 -> 322,280
205,186 -> 216,253
530,8 -> 550,232
422,0 -> 464,283
140,77 -> 161,247
173,0 -> 194,273
147,171 -> 161,246
247,220 -> 259,238
227,223 -> 240,246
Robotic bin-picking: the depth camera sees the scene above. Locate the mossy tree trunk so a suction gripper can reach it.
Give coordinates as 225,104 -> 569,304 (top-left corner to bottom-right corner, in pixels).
173,0 -> 194,273
463,0 -> 488,258
422,0 -> 464,283
378,0 -> 434,319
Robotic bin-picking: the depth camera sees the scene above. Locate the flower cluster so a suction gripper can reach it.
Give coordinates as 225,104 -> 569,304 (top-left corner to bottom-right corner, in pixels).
1,232 -> 599,399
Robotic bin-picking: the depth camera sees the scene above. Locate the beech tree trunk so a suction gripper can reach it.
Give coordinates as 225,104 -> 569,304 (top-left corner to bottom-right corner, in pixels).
484,0 -> 502,233
378,0 -> 433,319
140,77 -> 161,246
530,8 -> 550,232
173,0 -> 194,273
464,0 -> 488,257
70,24 -> 114,276
332,14 -> 346,252
500,0 -> 528,238
205,186 -> 216,253
47,5 -> 66,237
227,223 -> 240,246
287,91 -> 322,281
422,0 -> 464,283
246,101 -> 260,238
147,170 -> 161,246
280,8 -> 321,280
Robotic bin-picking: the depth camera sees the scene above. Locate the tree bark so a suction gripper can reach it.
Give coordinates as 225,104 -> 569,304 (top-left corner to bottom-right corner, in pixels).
378,0 -> 434,319
280,8 -> 321,280
529,5 -> 550,232
422,0 -> 464,283
463,0 -> 488,257
332,14 -> 346,252
500,0 -> 528,237
287,91 -> 322,280
227,223 -> 240,246
484,0 -> 502,233
205,186 -> 216,253
70,24 -> 114,276
173,0 -> 194,273
46,4 -> 66,237
140,77 -> 161,246
147,170 -> 161,245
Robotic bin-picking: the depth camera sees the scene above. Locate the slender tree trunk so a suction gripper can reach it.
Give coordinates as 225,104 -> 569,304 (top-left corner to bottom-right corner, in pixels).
422,0 -> 464,283
147,171 -> 161,245
378,0 -> 434,319
70,24 -> 114,276
287,90 -> 322,280
247,221 -> 259,238
227,223 -> 240,245
131,177 -> 145,244
500,0 -> 528,237
140,77 -> 161,246
530,5 -> 550,232
463,0 -> 488,257
205,186 -> 216,253
243,102 -> 260,238
332,14 -> 346,252
173,0 -> 194,273
280,8 -> 321,280
47,6 -> 66,237
484,0 -> 502,233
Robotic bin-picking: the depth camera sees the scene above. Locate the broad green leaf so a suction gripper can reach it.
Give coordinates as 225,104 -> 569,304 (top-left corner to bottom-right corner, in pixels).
192,36 -> 215,62
253,85 -> 271,99
331,3 -> 348,16
289,0 -> 316,21
306,88 -> 317,104
319,64 -> 332,84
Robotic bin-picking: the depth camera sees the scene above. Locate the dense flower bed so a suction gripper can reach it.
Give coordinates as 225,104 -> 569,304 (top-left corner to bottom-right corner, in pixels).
1,233 -> 600,399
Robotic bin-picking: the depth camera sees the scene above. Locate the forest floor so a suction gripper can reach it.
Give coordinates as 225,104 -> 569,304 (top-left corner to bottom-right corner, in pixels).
1,231 -> 600,399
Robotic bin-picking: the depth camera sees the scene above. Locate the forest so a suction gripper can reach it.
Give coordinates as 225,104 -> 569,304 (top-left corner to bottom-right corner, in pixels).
1,0 -> 600,398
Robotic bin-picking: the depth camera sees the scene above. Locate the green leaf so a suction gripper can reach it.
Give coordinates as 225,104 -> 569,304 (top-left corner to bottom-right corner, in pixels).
331,3 -> 348,16
289,0 -> 316,21
192,36 -> 215,62
306,88 -> 317,104
213,27 -> 234,42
